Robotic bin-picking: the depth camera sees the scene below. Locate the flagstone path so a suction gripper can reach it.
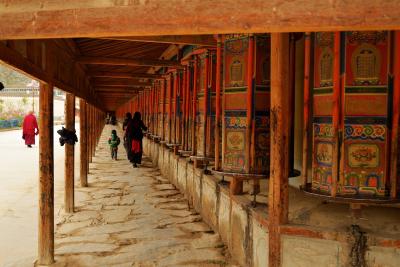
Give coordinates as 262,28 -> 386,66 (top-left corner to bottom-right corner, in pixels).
51,125 -> 236,267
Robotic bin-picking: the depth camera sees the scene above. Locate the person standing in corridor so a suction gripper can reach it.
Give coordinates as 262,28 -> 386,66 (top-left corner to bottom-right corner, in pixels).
126,112 -> 147,168
22,111 -> 39,148
123,112 -> 132,161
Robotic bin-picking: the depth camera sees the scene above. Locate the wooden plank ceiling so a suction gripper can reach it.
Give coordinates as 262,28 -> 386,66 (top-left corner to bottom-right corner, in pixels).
73,38 -> 176,111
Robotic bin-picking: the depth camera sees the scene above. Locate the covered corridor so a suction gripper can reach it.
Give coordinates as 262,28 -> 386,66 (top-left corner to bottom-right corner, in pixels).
1,1 -> 400,267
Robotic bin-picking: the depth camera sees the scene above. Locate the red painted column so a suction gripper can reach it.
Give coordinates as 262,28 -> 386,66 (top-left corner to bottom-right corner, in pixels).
173,72 -> 178,143
215,35 -> 222,170
331,32 -> 341,197
185,65 -> 191,151
302,32 -> 311,188
391,31 -> 400,198
246,35 -> 255,173
203,53 -> 210,156
192,57 -> 198,154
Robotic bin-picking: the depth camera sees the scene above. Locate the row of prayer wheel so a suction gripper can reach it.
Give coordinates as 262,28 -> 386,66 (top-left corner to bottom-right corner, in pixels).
132,31 -> 400,203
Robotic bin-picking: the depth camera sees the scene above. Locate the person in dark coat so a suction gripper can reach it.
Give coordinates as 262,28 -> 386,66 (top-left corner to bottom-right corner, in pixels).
126,112 -> 147,168
123,112 -> 132,161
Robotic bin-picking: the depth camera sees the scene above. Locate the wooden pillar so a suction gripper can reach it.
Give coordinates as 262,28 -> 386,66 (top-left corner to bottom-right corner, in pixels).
161,79 -> 166,140
203,54 -> 210,156
80,99 -> 88,187
185,65 -> 191,151
268,33 -> 290,267
331,32 -> 341,197
64,93 -> 75,213
38,82 -> 54,265
173,72 -> 178,144
391,31 -> 400,198
88,105 -> 92,163
215,35 -> 222,170
301,32 -> 311,187
192,57 -> 198,154
168,74 -> 173,143
182,67 -> 187,149
91,106 -> 95,157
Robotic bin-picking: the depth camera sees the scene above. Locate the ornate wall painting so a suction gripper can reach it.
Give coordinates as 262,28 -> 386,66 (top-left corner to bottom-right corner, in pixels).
224,114 -> 247,172
312,123 -> 334,193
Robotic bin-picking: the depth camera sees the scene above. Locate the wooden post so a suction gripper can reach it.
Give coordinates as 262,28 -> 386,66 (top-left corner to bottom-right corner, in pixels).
80,99 -> 88,187
268,33 -> 290,267
182,67 -> 187,149
38,82 -> 54,265
192,57 -> 198,154
173,72 -> 178,144
302,32 -> 311,187
391,31 -> 400,198
246,35 -> 255,173
64,93 -> 75,213
161,79 -> 166,140
331,32 -> 341,197
167,76 -> 172,143
203,53 -> 210,157
88,105 -> 92,163
186,65 -> 191,151
215,35 -> 222,171
92,106 -> 95,156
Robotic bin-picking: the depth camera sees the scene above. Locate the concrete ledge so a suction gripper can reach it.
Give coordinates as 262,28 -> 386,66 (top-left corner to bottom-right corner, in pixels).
201,174 -> 218,231
252,216 -> 269,267
177,157 -> 187,194
142,137 -> 400,267
186,163 -> 195,207
230,196 -> 250,266
282,235 -> 342,267
193,168 -> 203,212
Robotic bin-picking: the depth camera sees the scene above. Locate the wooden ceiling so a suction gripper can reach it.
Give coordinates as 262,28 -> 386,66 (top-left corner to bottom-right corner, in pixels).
71,38 -> 180,110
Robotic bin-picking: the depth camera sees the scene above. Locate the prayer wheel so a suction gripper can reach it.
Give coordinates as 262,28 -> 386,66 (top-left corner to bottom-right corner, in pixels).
302,31 -> 400,201
164,72 -> 173,144
194,48 -> 217,159
221,34 -> 270,175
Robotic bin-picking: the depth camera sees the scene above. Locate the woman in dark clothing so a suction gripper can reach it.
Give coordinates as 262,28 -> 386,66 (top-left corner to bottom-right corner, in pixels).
127,112 -> 147,167
123,112 -> 132,161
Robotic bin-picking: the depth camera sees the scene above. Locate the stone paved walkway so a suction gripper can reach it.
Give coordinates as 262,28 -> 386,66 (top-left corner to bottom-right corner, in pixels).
52,126 -> 235,267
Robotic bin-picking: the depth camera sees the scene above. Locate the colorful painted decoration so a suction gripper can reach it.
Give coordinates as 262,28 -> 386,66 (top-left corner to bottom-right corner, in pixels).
310,31 -> 390,198
222,34 -> 270,174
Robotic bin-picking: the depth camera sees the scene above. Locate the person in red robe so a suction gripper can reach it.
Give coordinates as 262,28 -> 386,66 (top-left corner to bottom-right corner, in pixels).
22,111 -> 39,148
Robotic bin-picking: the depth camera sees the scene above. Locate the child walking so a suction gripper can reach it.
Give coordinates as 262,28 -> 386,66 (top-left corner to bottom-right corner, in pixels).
108,129 -> 120,160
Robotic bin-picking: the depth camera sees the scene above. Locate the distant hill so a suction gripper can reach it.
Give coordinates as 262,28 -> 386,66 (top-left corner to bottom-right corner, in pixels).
0,65 -> 31,88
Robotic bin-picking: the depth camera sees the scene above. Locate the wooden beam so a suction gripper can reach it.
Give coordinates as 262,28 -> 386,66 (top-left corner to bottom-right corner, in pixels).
100,35 -> 216,46
79,99 -> 88,187
93,81 -> 151,87
88,71 -> 161,79
94,86 -> 147,91
0,41 -> 98,109
64,93 -> 75,213
1,1 -> 400,40
77,56 -> 182,68
268,33 -> 290,267
95,89 -> 141,94
38,82 -> 54,265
